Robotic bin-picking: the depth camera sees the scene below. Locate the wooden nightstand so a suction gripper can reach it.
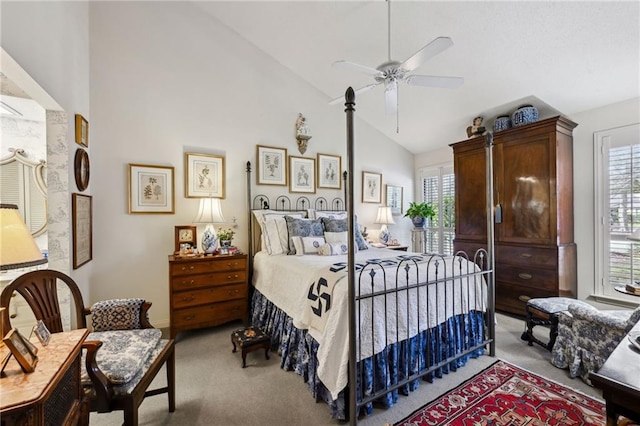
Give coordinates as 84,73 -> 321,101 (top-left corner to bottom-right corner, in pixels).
168,253 -> 248,339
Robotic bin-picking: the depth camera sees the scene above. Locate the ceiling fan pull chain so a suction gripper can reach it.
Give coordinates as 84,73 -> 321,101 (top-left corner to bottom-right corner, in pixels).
387,0 -> 392,62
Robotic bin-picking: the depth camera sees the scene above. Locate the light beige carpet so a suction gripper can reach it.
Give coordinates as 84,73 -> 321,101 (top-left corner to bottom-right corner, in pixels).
89,313 -> 601,425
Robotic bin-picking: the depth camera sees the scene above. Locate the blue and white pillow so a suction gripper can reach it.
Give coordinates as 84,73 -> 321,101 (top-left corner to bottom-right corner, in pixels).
318,243 -> 350,256
291,236 -> 326,255
321,217 -> 368,250
284,216 -> 325,255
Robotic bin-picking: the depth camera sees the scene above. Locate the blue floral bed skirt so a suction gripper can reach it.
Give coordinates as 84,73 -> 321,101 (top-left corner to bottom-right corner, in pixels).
251,289 -> 486,420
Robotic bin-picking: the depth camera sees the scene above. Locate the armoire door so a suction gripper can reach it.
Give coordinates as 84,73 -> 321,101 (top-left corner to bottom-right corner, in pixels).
453,140 -> 487,244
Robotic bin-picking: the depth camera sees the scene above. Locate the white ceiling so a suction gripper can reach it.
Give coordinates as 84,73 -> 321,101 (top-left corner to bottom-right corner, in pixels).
195,1 -> 639,154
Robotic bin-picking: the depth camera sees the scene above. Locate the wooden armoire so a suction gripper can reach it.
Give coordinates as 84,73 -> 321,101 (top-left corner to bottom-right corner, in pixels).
450,116 -> 577,315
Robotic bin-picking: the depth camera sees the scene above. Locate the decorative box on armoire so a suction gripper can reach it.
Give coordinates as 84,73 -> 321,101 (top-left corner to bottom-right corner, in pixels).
450,116 -> 577,316
168,253 -> 248,339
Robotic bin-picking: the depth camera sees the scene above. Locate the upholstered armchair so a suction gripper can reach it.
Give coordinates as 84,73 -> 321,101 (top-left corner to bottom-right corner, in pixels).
550,302 -> 640,384
0,270 -> 175,425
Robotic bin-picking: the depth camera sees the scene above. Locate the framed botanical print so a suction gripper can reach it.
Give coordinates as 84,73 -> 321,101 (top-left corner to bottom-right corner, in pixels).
317,153 -> 342,189
128,163 -> 175,214
185,153 -> 225,198
174,225 -> 197,252
72,193 -> 93,269
289,156 -> 316,194
256,145 -> 287,186
362,171 -> 382,203
386,184 -> 403,214
75,114 -> 88,147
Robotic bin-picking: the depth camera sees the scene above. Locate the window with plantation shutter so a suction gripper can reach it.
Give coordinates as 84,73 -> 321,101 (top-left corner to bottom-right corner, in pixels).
420,165 -> 455,255
595,123 -> 640,297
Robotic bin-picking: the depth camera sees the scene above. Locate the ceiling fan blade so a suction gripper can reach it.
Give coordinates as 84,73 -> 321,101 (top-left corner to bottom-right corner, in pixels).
405,74 -> 464,89
332,60 -> 384,77
400,37 -> 454,73
384,80 -> 398,115
328,83 -> 380,105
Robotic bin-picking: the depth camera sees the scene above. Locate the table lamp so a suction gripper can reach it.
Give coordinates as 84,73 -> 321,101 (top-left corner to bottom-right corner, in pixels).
0,204 -> 47,271
375,206 -> 395,245
193,198 -> 225,254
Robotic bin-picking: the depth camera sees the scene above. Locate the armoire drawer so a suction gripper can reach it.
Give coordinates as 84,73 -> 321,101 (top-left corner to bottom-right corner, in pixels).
495,281 -> 558,316
172,283 -> 247,309
495,264 -> 557,290
496,245 -> 557,268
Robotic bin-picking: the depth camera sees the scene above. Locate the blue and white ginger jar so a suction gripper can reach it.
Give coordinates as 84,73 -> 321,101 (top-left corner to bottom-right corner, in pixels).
493,115 -> 512,132
512,105 -> 539,127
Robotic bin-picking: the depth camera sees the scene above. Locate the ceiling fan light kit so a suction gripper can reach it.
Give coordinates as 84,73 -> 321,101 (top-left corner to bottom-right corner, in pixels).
329,0 -> 463,131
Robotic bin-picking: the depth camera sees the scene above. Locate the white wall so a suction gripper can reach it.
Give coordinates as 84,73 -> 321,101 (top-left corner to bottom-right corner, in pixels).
89,2 -> 413,327
415,98 -> 640,306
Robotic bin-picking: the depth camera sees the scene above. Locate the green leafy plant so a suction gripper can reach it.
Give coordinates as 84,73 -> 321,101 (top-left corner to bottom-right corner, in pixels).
403,201 -> 436,220
217,228 -> 235,241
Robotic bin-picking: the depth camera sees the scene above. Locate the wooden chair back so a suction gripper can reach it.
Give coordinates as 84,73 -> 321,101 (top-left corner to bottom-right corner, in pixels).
1,269 -> 89,333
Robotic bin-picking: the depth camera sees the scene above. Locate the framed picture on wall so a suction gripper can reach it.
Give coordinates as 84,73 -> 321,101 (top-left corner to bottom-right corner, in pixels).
362,171 -> 382,203
72,193 -> 93,269
128,163 -> 175,214
256,145 -> 287,186
185,152 -> 225,198
75,114 -> 88,147
317,153 -> 342,189
289,156 -> 316,193
386,185 -> 403,215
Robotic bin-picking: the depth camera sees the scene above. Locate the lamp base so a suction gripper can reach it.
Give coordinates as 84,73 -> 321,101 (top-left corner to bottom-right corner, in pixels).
201,224 -> 218,254
379,225 -> 390,245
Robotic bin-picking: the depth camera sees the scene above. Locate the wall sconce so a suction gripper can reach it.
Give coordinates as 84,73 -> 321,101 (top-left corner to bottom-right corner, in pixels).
375,206 -> 395,245
295,113 -> 312,154
193,198 -> 225,254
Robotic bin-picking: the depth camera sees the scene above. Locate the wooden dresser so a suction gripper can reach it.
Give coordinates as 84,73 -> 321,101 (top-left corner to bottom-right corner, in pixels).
168,253 -> 248,339
0,328 -> 89,426
451,116 -> 577,315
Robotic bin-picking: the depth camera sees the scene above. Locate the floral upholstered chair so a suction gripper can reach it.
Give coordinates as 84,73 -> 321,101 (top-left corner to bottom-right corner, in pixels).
550,303 -> 640,384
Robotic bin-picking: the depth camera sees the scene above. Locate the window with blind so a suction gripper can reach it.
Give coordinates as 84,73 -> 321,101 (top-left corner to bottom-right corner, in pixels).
595,123 -> 640,297
420,166 -> 455,255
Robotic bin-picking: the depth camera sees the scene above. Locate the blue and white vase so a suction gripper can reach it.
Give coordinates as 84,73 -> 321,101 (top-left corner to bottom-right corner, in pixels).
412,216 -> 427,229
512,105 -> 539,127
493,115 -> 512,132
201,225 -> 218,254
379,227 -> 390,244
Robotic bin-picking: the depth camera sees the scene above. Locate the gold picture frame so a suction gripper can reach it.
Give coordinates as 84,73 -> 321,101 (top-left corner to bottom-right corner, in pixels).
185,152 -> 225,198
256,145 -> 287,186
128,164 -> 175,213
386,184 -> 403,215
75,114 -> 88,147
289,156 -> 316,194
362,171 -> 382,203
3,328 -> 38,373
317,153 -> 342,190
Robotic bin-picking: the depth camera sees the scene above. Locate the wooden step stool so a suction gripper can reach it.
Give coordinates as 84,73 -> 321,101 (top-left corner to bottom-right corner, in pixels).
231,326 -> 270,368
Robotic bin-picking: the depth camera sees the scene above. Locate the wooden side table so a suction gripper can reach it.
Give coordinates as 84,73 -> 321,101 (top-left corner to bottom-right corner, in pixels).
0,328 -> 89,425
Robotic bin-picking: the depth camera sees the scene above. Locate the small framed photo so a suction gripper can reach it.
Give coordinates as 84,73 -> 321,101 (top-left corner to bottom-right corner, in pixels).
317,153 -> 342,190
386,185 -> 403,215
72,193 -> 93,269
128,164 -> 175,214
185,152 -> 225,198
175,225 -> 197,252
75,114 -> 88,147
256,145 -> 287,186
32,320 -> 51,346
362,171 -> 382,203
3,328 -> 38,373
289,156 -> 315,194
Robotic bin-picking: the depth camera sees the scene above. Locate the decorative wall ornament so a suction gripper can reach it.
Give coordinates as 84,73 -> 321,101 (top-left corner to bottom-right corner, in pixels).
295,113 -> 312,154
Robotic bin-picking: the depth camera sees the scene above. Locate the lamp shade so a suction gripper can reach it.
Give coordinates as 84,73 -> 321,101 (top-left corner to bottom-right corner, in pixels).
0,204 -> 46,271
193,198 -> 225,224
628,228 -> 640,242
374,206 -> 395,225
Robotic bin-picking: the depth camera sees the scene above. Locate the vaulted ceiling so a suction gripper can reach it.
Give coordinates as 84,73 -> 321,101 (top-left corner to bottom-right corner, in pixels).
196,1 -> 639,154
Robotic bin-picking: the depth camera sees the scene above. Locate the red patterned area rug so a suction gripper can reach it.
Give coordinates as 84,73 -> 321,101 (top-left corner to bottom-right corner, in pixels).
394,360 -> 606,426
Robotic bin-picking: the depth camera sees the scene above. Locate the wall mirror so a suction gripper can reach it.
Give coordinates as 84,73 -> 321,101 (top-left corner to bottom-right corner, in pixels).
0,148 -> 47,236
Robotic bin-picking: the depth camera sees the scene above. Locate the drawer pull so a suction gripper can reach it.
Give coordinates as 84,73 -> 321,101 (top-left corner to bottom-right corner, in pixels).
518,273 -> 533,280
519,253 -> 532,258
180,265 -> 196,271
227,289 -> 239,296
226,274 -> 239,280
183,315 -> 196,321
181,280 -> 196,286
181,296 -> 195,302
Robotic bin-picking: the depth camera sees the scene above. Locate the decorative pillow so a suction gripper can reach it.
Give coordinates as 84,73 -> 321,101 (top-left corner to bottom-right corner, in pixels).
291,236 -> 326,255
253,210 -> 305,254
310,210 -> 348,220
318,243 -> 349,256
321,217 -> 368,250
284,216 -> 324,255
324,231 -> 358,252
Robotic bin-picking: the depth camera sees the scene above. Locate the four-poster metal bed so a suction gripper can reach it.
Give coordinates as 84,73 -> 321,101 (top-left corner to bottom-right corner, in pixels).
245,87 -> 496,422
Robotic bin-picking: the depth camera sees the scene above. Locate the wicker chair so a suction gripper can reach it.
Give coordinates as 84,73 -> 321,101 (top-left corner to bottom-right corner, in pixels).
0,270 -> 175,426
550,302 -> 640,384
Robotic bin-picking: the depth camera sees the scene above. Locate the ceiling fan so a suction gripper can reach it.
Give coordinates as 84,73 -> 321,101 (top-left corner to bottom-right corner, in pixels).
329,0 -> 463,126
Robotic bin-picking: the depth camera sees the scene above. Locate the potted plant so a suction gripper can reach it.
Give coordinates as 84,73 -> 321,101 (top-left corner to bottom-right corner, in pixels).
404,201 -> 436,228
217,228 -> 235,254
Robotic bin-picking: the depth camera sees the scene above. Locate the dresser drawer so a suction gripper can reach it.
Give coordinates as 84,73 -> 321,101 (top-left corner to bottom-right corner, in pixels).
172,299 -> 246,328
172,283 -> 247,309
171,270 -> 247,291
170,257 -> 246,277
496,245 -> 557,268
496,264 -> 557,290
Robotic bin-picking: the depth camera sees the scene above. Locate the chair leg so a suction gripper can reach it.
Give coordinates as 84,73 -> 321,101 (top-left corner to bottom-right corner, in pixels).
167,345 -> 176,412
123,398 -> 138,426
